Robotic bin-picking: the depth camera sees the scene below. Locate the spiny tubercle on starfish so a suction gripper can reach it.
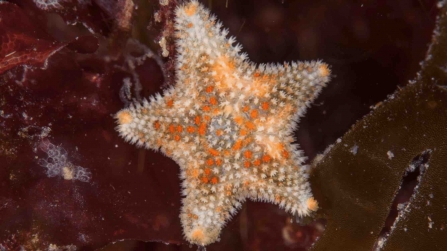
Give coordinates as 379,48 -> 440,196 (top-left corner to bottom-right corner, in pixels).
115,0 -> 330,247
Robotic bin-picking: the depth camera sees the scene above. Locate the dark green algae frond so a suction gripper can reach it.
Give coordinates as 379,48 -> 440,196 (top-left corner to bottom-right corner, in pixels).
310,3 -> 447,250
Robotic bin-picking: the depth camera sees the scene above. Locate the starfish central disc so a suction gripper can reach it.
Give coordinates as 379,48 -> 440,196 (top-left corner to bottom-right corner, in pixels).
115,0 -> 331,246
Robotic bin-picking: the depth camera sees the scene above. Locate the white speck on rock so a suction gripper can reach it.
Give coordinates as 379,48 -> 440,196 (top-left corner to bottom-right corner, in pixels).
350,144 -> 359,155
387,150 -> 394,160
62,166 -> 74,180
428,216 -> 434,229
48,243 -> 77,251
159,37 -> 169,57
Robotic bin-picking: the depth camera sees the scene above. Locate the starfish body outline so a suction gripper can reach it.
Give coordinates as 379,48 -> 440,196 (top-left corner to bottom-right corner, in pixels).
116,0 -> 330,246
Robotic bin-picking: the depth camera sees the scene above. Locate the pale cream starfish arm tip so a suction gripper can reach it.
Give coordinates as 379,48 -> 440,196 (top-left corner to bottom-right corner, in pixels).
116,0 -> 330,246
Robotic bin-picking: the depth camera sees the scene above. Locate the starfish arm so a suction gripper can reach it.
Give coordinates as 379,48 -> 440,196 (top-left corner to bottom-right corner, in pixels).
246,163 -> 319,217
175,1 -> 246,89
180,191 -> 242,246
114,92 -> 182,153
273,61 -> 331,119
115,87 -> 207,156
180,162 -> 245,246
115,100 -> 159,150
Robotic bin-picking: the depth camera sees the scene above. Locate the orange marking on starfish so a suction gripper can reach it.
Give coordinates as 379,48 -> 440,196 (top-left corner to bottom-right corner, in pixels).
243,106 -> 249,112
116,110 -> 132,124
282,150 -> 289,159
216,129 -> 223,136
233,140 -> 242,150
169,124 -> 175,133
167,99 -> 174,107
188,213 -> 199,220
253,159 -> 261,166
198,123 -> 207,135
195,116 -> 201,125
204,168 -> 212,175
211,177 -> 218,184
262,155 -> 271,163
275,195 -> 281,203
227,60 -> 235,69
244,150 -> 252,159
215,158 -> 222,166
209,96 -> 217,105
234,116 -> 243,125
201,176 -> 209,183
177,125 -> 183,133
251,80 -> 270,97
239,129 -> 247,136
211,56 -> 238,90
277,143 -> 285,150
262,102 -> 269,110
174,135 -> 181,141
245,121 -> 256,130
250,109 -> 258,119
154,121 -> 161,130
189,168 -> 200,178
244,161 -> 250,168
187,126 -> 195,133
307,197 -> 319,211
165,149 -> 172,156
209,148 -> 219,156
206,158 -> 214,166
319,63 -> 330,77
184,3 -> 197,16
203,106 -> 211,112
206,86 -> 214,93
187,23 -> 193,28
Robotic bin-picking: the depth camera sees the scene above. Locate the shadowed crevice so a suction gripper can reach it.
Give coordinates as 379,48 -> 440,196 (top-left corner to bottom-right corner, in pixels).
373,150 -> 432,250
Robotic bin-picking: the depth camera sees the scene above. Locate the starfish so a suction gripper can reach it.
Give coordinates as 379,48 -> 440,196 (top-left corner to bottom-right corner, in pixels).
115,0 -> 330,247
